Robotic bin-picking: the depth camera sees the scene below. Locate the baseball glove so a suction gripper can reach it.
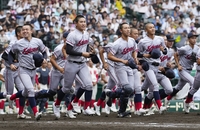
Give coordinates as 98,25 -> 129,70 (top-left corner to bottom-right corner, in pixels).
190,52 -> 197,62
127,58 -> 137,69
149,48 -> 161,59
90,54 -> 100,64
163,67 -> 175,79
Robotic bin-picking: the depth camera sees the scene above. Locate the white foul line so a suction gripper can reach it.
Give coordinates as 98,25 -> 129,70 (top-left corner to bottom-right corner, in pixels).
0,121 -> 199,128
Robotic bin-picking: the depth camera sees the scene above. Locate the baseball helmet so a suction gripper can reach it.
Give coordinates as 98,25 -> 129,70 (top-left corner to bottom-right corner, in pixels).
150,48 -> 161,59
33,53 -> 44,67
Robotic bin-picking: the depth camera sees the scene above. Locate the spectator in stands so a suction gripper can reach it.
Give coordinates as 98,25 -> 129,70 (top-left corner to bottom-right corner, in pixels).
177,21 -> 185,33
0,30 -> 8,45
172,6 -> 182,20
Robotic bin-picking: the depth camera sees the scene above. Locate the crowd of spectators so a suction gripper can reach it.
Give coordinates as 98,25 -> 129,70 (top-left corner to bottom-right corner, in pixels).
0,0 -> 199,53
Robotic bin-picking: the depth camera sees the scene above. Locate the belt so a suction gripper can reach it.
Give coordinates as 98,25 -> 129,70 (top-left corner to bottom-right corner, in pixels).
21,67 -> 36,70
69,61 -> 84,64
186,69 -> 192,71
151,62 -> 159,66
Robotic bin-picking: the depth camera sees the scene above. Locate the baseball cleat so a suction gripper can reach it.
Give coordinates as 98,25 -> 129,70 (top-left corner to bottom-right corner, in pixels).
66,110 -> 76,119
71,101 -> 81,114
159,106 -> 167,114
53,102 -> 60,119
164,99 -> 170,108
0,110 -> 6,115
17,113 -> 32,119
35,112 -> 42,121
110,103 -> 118,112
83,107 -> 95,115
94,102 -> 101,116
117,111 -> 131,118
8,108 -> 14,114
143,108 -> 155,116
6,95 -> 14,109
134,108 -> 147,116
183,100 -> 190,114
189,101 -> 198,110
105,105 -> 110,115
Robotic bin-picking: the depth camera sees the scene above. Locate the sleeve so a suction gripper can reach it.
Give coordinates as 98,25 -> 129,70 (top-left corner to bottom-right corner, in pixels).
66,32 -> 76,46
196,49 -> 200,59
5,40 -> 15,54
177,46 -> 186,56
161,37 -> 166,48
134,41 -> 138,52
38,39 -> 46,53
137,40 -> 144,53
52,47 -> 61,59
11,43 -> 18,53
110,42 -> 119,55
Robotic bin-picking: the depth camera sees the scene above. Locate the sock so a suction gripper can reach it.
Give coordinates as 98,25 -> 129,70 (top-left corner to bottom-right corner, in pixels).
73,88 -> 85,103
101,101 -> 105,108
0,93 -> 4,99
134,94 -> 142,110
159,89 -> 168,100
19,97 -> 25,115
90,99 -> 95,108
84,90 -> 92,110
10,91 -> 23,100
185,93 -> 193,103
143,96 -> 152,109
1,100 -> 4,110
112,98 -> 116,104
28,97 -> 38,115
26,100 -> 29,107
45,102 -> 48,109
81,100 -> 85,108
67,103 -> 73,111
0,101 -> 2,109
167,88 -> 179,100
15,99 -> 20,109
78,100 -> 82,106
153,91 -> 162,109
55,89 -> 65,106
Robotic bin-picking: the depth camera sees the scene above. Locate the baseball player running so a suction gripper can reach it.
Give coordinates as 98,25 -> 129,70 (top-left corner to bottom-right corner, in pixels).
8,23 -> 47,121
158,34 -> 175,100
2,26 -> 31,118
94,42 -> 119,116
166,32 -> 200,110
108,22 -> 139,117
53,15 -> 95,119
141,34 -> 175,115
137,23 -> 167,113
184,42 -> 200,113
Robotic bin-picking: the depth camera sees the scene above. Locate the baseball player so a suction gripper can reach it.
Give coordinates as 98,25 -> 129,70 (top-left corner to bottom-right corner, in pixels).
94,41 -> 119,116
130,28 -> 146,114
137,23 -> 167,113
158,34 -> 175,100
166,32 -> 200,109
35,32 -> 77,118
8,23 -> 47,121
1,26 -> 31,118
35,32 -> 68,99
108,22 -> 140,117
53,15 -> 95,119
184,41 -> 200,113
141,34 -> 175,115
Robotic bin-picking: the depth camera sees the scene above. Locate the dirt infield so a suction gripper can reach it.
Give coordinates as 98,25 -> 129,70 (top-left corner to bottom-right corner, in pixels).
0,112 -> 200,130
